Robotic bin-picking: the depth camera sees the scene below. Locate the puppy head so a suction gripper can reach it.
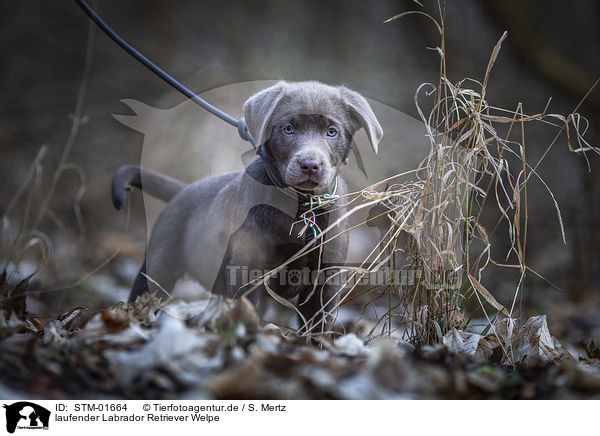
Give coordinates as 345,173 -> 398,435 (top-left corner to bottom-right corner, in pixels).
243,81 -> 383,191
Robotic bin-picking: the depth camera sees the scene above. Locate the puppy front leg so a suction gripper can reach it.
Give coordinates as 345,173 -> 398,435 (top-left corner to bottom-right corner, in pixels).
223,242 -> 269,317
298,282 -> 335,336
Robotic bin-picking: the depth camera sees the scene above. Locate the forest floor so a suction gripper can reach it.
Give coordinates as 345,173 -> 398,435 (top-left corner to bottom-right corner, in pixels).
2,265 -> 600,400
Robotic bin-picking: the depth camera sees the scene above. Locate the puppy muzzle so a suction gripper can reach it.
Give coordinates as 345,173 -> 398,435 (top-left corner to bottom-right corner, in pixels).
284,149 -> 334,190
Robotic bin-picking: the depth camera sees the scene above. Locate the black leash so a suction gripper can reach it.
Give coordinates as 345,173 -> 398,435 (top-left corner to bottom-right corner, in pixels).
74,0 -> 337,243
73,0 -> 255,147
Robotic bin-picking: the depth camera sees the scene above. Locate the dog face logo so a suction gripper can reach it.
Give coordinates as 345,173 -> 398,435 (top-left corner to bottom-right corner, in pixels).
3,402 -> 50,433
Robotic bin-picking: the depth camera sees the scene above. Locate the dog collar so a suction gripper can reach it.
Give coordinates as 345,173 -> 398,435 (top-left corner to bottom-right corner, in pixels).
290,177 -> 339,246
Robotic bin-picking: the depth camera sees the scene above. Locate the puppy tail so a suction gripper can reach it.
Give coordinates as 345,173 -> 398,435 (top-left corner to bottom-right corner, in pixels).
111,165 -> 187,210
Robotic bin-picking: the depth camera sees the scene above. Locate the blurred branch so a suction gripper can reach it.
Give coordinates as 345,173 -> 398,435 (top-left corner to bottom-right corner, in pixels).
33,0 -> 97,235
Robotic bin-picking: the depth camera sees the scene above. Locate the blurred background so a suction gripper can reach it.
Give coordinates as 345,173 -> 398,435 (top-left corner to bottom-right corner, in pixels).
1,0 -> 599,342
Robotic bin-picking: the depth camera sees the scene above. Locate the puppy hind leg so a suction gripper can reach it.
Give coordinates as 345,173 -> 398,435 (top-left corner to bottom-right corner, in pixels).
128,260 -> 149,302
128,250 -> 183,302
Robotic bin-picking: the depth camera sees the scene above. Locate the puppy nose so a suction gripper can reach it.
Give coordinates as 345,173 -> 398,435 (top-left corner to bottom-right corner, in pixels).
300,159 -> 320,175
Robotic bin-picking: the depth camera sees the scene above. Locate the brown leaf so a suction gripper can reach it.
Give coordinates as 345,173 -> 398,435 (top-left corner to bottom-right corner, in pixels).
468,274 -> 510,317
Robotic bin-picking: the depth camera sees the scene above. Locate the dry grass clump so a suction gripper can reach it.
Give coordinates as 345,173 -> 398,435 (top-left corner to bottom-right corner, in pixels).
254,4 -> 599,352
339,7 -> 598,345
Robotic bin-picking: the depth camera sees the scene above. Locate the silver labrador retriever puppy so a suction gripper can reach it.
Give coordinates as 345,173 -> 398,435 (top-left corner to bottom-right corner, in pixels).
112,81 -> 383,330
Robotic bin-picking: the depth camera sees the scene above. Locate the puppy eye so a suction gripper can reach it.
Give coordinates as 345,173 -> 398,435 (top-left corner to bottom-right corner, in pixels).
282,124 -> 295,135
326,127 -> 338,137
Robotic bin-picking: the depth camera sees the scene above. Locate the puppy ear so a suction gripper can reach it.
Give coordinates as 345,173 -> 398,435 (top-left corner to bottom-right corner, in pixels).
340,87 -> 383,154
243,81 -> 287,151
